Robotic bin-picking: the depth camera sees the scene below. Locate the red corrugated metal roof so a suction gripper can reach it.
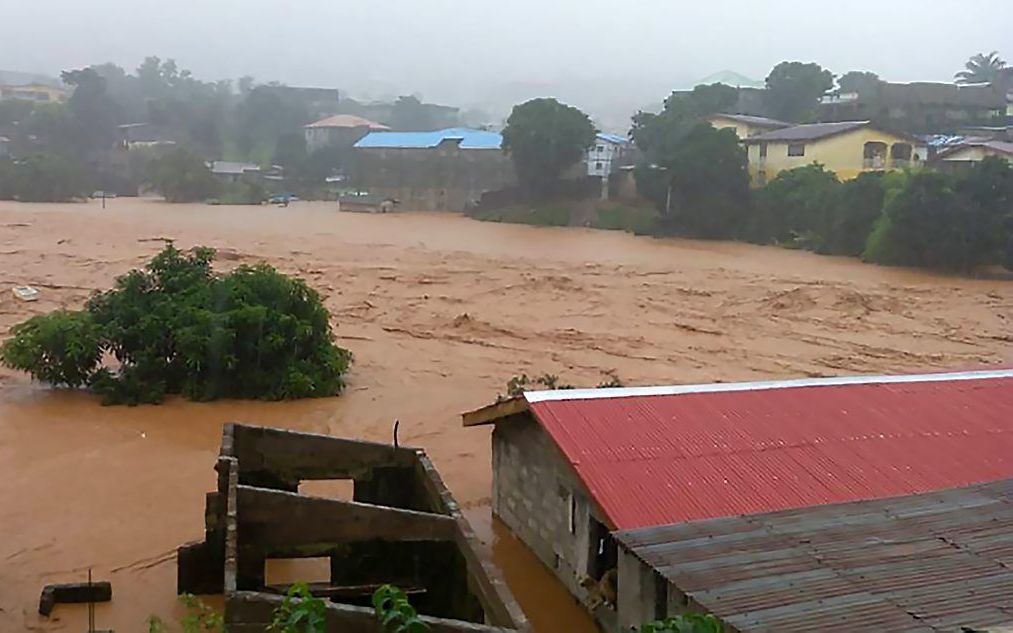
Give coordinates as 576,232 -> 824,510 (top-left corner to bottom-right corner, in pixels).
525,371 -> 1013,530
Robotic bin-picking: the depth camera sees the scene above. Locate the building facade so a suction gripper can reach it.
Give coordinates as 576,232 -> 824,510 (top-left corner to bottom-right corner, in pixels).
0,83 -> 67,103
353,128 -> 515,212
936,139 -> 1013,167
586,133 -> 631,177
303,114 -> 389,152
743,120 -> 926,184
819,78 -> 1011,135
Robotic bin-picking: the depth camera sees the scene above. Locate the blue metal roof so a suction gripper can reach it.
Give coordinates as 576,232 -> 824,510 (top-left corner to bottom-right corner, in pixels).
597,132 -> 628,145
354,127 -> 503,150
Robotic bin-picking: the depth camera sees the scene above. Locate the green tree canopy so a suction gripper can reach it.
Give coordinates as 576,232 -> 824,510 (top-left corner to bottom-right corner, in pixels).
148,147 -> 218,202
61,67 -> 121,156
630,83 -> 738,155
501,98 -> 595,196
864,170 -> 1004,271
235,85 -> 310,162
764,61 -> 835,122
818,172 -> 886,256
631,85 -> 747,239
0,153 -> 91,202
955,51 -> 1007,84
390,95 -> 436,131
838,71 -> 883,96
637,123 -> 750,238
1,245 -> 352,405
748,164 -> 840,245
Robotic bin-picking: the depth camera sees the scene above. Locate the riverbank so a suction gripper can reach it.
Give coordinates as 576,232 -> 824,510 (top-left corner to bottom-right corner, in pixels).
1,198 -> 1010,631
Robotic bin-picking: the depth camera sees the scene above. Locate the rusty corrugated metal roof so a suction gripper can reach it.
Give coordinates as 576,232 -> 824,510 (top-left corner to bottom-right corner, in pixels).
524,370 -> 1013,530
615,479 -> 1013,632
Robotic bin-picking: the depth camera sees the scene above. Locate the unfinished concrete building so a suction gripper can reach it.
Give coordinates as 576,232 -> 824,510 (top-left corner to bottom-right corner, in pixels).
177,423 -> 527,632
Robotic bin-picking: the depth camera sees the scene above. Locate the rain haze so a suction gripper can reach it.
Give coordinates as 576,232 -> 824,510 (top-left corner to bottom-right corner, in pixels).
4,0 -> 1012,127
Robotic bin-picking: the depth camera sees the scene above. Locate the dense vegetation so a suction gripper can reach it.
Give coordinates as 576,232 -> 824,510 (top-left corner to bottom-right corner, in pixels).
638,614 -> 723,633
753,158 -> 1013,272
1,245 -> 351,404
502,97 -> 596,196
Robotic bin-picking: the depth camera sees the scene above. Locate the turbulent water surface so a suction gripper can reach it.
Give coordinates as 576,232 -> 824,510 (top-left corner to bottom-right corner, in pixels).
1,199 -> 1010,631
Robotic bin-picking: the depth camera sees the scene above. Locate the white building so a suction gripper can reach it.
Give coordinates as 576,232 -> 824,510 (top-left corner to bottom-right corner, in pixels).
586,133 -> 630,178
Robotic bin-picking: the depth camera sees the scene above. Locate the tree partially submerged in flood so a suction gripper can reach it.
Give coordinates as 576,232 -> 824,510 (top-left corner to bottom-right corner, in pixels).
1,244 -> 351,404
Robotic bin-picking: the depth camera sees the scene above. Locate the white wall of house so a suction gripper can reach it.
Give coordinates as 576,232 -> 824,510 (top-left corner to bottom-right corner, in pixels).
587,138 -> 625,177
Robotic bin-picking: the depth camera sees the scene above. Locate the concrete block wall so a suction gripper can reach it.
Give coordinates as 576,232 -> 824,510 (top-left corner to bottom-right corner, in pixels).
491,418 -> 595,605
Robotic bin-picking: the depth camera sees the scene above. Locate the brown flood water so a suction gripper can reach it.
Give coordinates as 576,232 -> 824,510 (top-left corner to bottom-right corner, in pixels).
0,199 -> 1010,632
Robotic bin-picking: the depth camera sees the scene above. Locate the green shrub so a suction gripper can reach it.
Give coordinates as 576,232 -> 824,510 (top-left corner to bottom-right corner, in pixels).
1,244 -> 351,405
149,148 -> 218,202
470,204 -> 570,227
0,310 -> 101,387
639,613 -> 723,633
863,170 -> 1000,271
819,172 -> 886,256
749,164 -> 839,245
269,583 -> 327,633
373,584 -> 429,633
0,153 -> 92,202
595,204 -> 660,234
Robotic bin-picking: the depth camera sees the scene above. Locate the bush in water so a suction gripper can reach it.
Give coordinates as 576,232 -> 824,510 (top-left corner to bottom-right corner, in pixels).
1,244 -> 351,405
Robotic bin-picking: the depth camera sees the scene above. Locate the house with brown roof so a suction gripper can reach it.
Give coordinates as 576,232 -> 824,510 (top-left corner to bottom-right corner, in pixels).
303,114 -> 390,151
463,369 -> 1013,633
706,113 -> 792,139
742,120 -> 926,184
936,139 -> 1013,167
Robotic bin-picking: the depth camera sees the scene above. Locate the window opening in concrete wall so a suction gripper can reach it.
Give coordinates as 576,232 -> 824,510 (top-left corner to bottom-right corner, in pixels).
298,479 -> 355,500
588,517 -> 617,582
568,493 -> 577,534
265,557 -> 331,588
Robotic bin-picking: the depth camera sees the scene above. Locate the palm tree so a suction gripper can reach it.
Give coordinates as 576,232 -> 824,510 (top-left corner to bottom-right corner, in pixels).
955,51 -> 1008,84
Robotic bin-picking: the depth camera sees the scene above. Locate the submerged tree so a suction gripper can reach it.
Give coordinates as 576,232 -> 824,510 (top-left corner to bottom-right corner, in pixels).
955,51 -> 1008,84
1,245 -> 352,405
148,147 -> 218,202
502,98 -> 595,197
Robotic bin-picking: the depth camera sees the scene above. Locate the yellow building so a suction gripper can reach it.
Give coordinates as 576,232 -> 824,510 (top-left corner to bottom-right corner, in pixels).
0,83 -> 68,103
743,121 -> 925,185
706,113 -> 792,139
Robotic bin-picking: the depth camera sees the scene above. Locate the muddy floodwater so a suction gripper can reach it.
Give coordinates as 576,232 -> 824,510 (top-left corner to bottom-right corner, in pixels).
1,199 -> 1010,632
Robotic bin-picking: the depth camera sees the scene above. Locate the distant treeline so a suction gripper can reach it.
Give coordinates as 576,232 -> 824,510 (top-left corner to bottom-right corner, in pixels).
0,57 -> 468,201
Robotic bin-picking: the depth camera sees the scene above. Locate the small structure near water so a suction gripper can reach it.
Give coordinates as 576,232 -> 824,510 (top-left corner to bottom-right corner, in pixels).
177,423 -> 527,632
464,369 -> 1013,632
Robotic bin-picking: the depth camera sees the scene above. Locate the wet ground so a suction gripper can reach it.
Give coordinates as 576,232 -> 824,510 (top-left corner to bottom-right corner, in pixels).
0,199 -> 1009,631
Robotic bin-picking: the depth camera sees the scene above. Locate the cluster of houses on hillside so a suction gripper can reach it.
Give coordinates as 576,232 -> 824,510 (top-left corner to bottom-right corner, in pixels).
298,69 -> 1012,210
301,112 -> 634,211
464,369 -> 1013,632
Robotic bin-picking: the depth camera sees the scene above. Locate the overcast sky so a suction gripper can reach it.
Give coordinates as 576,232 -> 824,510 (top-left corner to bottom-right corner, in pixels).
4,0 -> 1010,114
